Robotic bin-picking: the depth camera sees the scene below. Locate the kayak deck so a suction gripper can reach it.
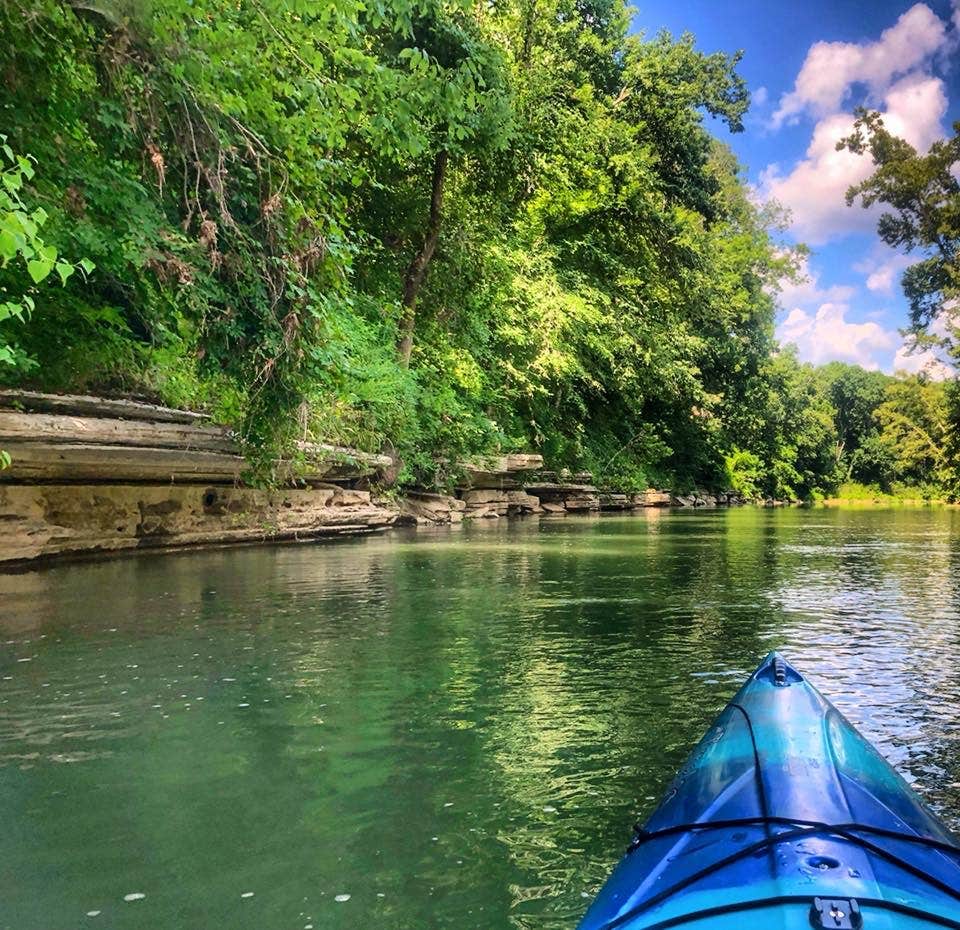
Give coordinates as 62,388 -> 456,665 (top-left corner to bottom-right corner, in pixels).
578,653 -> 960,930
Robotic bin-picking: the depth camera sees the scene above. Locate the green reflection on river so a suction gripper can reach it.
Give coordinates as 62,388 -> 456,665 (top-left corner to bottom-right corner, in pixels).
2,508 -> 960,929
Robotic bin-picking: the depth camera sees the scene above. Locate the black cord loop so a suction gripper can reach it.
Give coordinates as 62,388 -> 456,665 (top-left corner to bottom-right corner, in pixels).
596,695 -> 960,930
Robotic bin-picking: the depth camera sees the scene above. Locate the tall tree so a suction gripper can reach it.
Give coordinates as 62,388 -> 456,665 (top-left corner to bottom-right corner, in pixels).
838,110 -> 960,355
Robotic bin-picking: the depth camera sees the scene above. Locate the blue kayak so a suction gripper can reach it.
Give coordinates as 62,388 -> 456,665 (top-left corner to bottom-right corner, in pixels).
578,653 -> 960,930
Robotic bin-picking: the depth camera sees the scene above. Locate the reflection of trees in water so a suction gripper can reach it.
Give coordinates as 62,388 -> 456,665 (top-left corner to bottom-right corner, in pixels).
769,508 -> 960,827
5,511 -> 960,928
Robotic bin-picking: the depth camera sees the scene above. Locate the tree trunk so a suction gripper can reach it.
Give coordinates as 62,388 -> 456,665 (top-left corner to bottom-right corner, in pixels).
521,0 -> 537,65
398,149 -> 449,367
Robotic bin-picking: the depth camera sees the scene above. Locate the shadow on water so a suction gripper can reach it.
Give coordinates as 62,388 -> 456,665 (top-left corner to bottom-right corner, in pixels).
2,508 -> 960,929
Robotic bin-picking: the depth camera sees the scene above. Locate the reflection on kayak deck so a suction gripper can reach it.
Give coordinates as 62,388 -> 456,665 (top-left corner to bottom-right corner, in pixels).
579,653 -> 960,929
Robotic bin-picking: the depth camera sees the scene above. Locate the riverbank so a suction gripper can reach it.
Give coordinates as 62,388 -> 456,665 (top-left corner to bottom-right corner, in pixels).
820,481 -> 954,507
821,497 -> 954,507
1,390 -> 774,568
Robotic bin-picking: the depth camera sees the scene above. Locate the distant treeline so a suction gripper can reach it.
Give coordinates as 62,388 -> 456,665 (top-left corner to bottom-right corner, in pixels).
729,361 -> 955,502
0,0 -> 957,498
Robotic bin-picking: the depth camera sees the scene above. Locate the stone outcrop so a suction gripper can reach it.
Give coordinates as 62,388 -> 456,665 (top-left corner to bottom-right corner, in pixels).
0,483 -> 398,565
668,490 -> 757,507
454,487 -> 543,519
0,393 -> 392,485
506,489 -> 543,514
399,491 -> 466,525
599,492 -> 631,510
525,482 -> 601,513
0,388 -> 209,424
634,490 -> 672,507
457,453 -> 544,490
0,390 -> 773,567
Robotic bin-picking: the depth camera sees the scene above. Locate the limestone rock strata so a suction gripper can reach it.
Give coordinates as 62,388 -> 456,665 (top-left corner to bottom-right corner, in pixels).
669,490 -> 752,507
462,488 -> 543,519
0,409 -> 392,484
635,490 -> 672,506
457,453 -> 544,490
0,484 -> 398,565
599,492 -> 631,510
0,388 -> 209,424
525,482 -> 601,513
400,491 -> 466,525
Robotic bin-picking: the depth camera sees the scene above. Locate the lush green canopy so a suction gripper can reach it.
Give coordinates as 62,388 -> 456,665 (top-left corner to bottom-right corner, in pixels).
0,0 -> 955,499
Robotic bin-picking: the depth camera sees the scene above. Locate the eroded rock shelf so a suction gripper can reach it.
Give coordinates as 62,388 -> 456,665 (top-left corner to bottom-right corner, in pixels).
0,391 -> 751,567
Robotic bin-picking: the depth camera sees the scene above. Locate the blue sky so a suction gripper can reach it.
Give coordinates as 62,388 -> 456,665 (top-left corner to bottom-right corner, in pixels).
631,0 -> 960,374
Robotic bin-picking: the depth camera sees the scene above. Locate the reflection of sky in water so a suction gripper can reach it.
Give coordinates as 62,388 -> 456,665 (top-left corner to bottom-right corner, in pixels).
1,507 -> 960,929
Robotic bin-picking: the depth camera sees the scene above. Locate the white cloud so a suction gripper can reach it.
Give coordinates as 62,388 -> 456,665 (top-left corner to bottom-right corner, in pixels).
759,74 -> 948,245
892,344 -> 952,378
778,302 -> 898,369
866,267 -> 896,293
772,4 -> 948,127
761,2 -> 956,246
893,310 -> 955,379
763,3 -> 959,372
854,251 -> 914,295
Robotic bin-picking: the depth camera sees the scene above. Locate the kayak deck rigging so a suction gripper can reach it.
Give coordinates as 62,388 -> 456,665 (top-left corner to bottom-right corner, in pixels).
578,653 -> 960,930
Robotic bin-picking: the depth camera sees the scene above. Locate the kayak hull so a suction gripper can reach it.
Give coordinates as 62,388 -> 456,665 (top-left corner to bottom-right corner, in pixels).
578,653 -> 960,930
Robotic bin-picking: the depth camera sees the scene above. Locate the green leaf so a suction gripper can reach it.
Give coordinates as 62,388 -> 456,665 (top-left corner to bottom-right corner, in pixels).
0,228 -> 16,261
27,259 -> 52,283
79,257 -> 96,275
14,212 -> 36,239
55,260 -> 75,286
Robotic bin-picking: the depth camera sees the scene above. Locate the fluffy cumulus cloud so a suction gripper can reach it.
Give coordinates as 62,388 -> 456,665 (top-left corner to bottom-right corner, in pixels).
854,250 -> 914,295
772,4 -> 948,127
778,303 -> 897,369
774,255 -> 905,370
760,3 -> 956,246
764,4 -> 960,371
893,312 -> 954,379
760,74 -> 948,245
893,344 -> 952,378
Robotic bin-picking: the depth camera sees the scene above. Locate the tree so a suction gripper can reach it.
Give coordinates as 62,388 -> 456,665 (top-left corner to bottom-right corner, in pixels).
757,350 -> 839,499
0,0 -> 828,494
387,7 -> 513,366
815,362 -> 890,481
838,110 -> 960,352
0,139 -> 90,374
874,374 -> 948,488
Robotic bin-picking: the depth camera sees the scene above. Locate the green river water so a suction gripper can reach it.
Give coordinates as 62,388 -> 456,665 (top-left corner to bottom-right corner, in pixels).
2,508 -> 960,929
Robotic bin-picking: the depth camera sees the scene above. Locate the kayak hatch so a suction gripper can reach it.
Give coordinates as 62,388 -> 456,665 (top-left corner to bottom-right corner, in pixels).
577,652 -> 960,930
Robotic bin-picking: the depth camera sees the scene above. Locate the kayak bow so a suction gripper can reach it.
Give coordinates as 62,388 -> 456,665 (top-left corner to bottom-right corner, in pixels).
578,652 -> 960,930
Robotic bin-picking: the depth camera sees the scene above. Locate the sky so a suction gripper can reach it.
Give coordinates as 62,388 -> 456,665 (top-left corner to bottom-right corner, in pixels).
631,0 -> 960,375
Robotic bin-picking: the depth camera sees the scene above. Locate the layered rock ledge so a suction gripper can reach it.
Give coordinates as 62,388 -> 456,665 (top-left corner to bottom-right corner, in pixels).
0,391 -> 762,566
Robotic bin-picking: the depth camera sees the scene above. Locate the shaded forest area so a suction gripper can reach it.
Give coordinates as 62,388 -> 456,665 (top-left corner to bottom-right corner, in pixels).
1,0 -> 958,498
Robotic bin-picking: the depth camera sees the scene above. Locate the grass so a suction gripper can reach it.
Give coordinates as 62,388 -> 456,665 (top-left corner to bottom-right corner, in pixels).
821,481 -> 952,506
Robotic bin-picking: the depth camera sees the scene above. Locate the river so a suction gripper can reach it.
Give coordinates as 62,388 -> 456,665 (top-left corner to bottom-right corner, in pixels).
2,508 -> 960,929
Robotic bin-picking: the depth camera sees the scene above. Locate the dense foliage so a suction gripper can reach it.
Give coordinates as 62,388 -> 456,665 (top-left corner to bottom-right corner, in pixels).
834,109 -> 960,499
840,110 -> 959,346
0,0 -> 956,498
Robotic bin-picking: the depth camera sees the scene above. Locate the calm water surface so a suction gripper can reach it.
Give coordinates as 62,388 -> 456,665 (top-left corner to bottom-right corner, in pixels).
2,508 -> 960,929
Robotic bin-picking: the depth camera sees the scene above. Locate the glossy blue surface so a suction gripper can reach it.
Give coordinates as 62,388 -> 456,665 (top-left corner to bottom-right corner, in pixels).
578,653 -> 960,929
